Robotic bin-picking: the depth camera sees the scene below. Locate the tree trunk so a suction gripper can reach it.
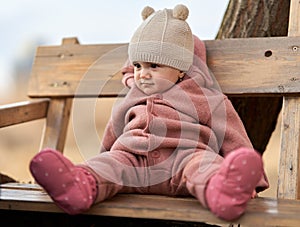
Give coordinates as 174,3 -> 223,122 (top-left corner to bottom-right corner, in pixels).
216,0 -> 290,153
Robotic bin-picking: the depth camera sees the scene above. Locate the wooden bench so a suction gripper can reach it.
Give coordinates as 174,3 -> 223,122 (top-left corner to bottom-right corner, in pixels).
2,1 -> 300,224
1,35 -> 300,226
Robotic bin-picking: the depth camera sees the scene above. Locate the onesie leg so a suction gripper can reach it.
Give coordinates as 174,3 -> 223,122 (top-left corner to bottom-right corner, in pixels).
205,148 -> 263,221
29,148 -> 97,215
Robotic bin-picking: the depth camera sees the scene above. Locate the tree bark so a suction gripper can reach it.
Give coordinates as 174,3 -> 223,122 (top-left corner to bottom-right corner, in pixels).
216,0 -> 290,153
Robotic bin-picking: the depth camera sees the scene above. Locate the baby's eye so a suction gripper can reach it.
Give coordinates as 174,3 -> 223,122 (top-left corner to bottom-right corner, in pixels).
150,63 -> 159,68
133,62 -> 141,69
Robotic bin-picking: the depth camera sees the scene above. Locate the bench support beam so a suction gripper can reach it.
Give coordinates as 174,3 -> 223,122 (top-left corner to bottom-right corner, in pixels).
40,98 -> 72,152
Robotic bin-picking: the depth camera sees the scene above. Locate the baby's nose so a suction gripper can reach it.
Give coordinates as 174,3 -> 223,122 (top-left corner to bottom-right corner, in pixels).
140,68 -> 151,79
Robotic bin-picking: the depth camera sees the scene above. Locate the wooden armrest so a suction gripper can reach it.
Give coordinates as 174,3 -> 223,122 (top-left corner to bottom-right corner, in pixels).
0,99 -> 49,128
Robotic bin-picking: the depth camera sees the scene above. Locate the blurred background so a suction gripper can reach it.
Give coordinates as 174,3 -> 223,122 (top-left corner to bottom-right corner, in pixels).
0,0 -> 280,198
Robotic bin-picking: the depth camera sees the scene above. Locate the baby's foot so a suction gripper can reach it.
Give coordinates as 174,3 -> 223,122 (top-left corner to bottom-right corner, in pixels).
30,148 -> 97,215
205,148 -> 263,221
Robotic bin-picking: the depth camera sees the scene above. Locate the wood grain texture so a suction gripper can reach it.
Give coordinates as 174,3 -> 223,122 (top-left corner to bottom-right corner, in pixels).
1,183 -> 300,226
28,37 -> 300,98
278,97 -> 300,199
277,0 -> 300,199
40,98 -> 72,152
28,42 -> 128,97
288,0 -> 300,37
216,0 -> 290,153
0,99 -> 48,127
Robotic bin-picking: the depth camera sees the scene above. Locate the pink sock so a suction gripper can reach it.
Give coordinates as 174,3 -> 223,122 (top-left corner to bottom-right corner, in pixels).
205,148 -> 263,221
30,148 -> 97,215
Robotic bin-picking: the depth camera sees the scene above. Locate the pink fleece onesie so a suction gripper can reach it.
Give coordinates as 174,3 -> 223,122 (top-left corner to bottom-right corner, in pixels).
30,35 -> 269,221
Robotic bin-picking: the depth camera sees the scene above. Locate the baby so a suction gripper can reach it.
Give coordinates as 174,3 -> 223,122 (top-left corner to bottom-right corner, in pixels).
30,4 -> 269,221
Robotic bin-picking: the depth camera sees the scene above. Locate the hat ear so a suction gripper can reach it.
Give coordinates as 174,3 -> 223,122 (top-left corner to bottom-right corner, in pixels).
173,4 -> 189,21
141,6 -> 155,20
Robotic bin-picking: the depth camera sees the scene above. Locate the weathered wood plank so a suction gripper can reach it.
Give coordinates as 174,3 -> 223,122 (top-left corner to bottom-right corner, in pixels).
28,43 -> 128,98
28,36 -> 300,98
1,183 -> 300,226
205,36 -> 300,95
278,97 -> 300,199
40,98 -> 72,152
0,99 -> 48,128
277,0 -> 300,200
288,0 -> 300,37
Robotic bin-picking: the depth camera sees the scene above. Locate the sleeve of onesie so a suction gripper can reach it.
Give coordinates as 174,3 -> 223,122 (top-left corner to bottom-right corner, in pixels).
209,96 -> 270,191
210,96 -> 253,157
100,61 -> 132,153
99,118 -> 118,153
121,59 -> 134,88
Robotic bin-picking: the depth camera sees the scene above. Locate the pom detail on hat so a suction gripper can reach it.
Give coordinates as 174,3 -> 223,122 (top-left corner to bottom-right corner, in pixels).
142,6 -> 155,20
173,4 -> 189,21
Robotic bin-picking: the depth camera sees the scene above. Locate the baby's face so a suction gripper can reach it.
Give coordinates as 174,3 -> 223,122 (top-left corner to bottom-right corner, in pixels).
133,61 -> 181,95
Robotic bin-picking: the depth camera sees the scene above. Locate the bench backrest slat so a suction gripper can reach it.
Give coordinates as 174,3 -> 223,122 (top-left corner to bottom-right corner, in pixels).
28,36 -> 300,98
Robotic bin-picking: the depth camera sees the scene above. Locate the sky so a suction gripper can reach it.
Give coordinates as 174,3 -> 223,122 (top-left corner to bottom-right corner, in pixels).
0,0 -> 229,96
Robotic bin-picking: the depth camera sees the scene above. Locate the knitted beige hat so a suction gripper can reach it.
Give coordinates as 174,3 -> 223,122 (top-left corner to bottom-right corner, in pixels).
128,4 -> 194,72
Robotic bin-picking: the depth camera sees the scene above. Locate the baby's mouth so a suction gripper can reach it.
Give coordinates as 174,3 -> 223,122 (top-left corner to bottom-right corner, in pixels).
140,79 -> 154,85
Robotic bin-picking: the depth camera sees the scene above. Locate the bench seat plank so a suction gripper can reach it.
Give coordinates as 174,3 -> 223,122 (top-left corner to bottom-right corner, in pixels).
1,183 -> 300,226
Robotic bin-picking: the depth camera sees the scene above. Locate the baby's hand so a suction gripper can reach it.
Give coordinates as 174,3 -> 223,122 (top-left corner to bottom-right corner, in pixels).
121,63 -> 134,88
251,190 -> 257,198
122,73 -> 134,88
